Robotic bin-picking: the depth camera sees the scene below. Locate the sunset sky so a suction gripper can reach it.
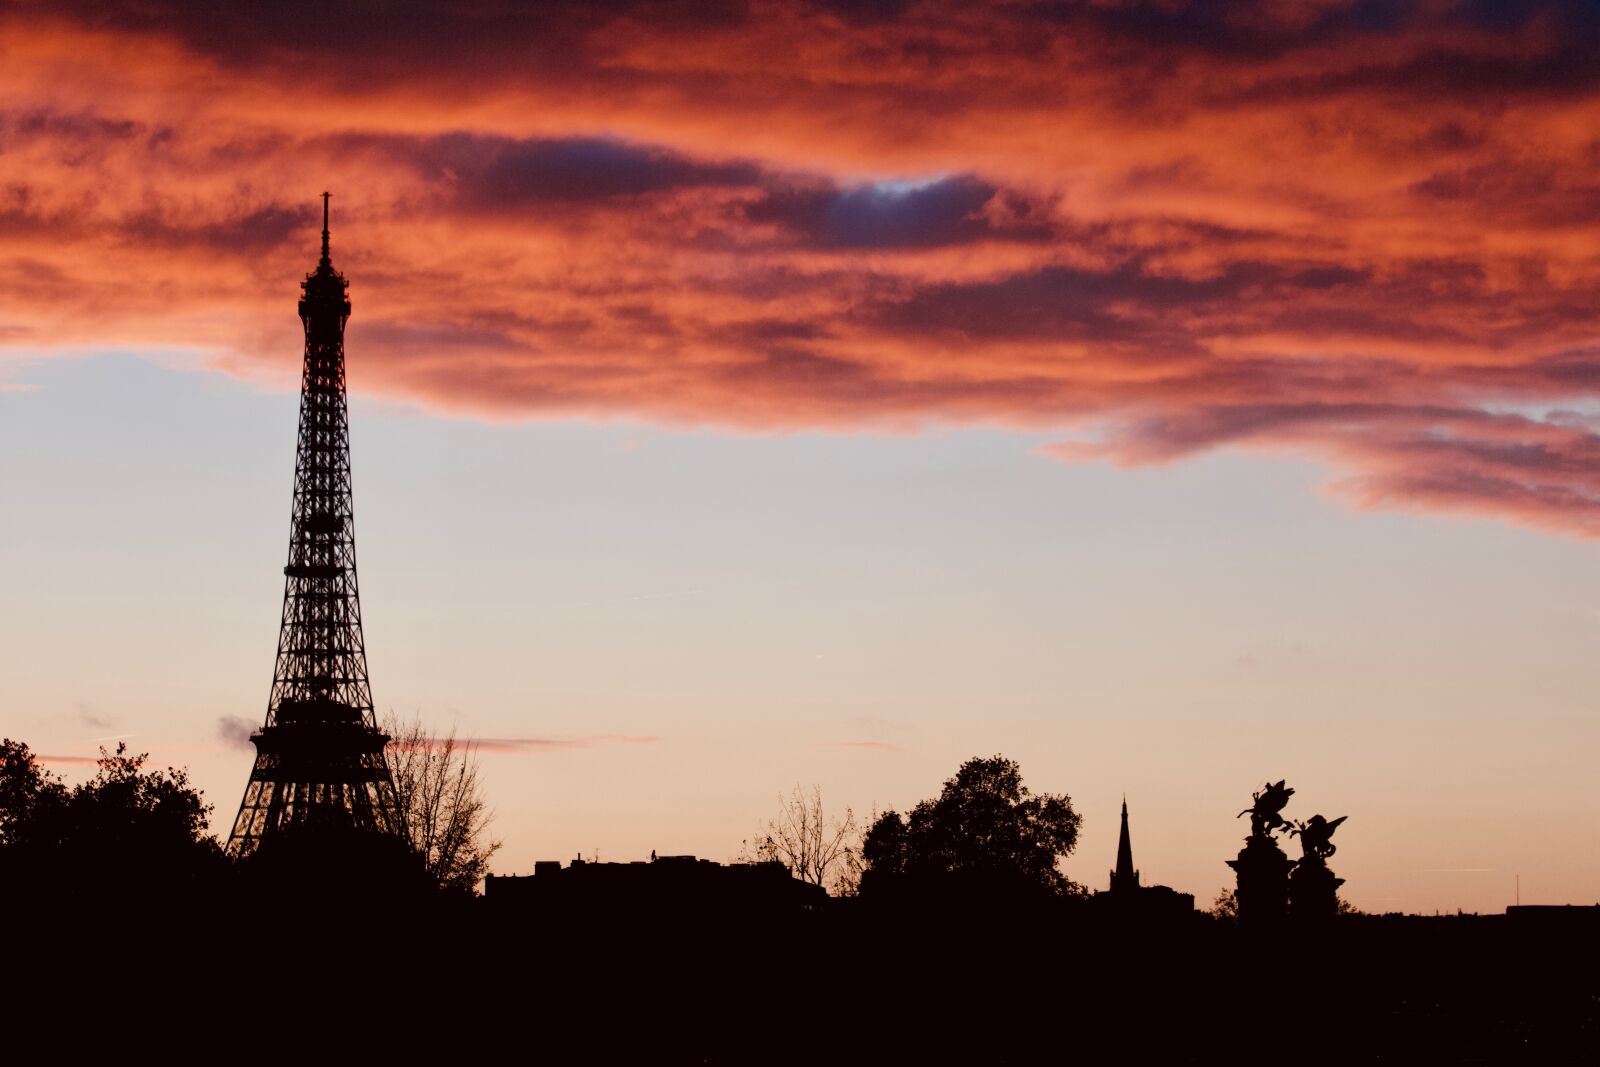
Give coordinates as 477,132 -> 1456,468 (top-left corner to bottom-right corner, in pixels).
4,0 -> 1600,913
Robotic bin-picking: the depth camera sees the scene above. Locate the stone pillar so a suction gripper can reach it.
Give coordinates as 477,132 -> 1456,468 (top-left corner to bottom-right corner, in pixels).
1288,854 -> 1344,921
1227,835 -> 1294,926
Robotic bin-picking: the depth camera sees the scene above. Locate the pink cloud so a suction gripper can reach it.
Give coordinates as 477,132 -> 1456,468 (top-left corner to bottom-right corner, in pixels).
6,4 -> 1600,537
1043,401 -> 1600,538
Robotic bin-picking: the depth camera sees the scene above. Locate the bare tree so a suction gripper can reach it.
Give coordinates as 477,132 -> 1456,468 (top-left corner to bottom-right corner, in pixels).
742,784 -> 862,896
383,712 -> 500,895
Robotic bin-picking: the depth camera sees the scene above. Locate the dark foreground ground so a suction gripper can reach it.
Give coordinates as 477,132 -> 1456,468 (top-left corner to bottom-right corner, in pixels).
11,895 -> 1597,1064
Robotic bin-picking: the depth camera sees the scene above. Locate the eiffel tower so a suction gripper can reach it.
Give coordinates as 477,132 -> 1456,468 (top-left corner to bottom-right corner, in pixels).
227,194 -> 400,854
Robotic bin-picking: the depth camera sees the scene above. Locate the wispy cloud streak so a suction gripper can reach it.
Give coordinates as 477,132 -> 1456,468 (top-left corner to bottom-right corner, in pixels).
389,735 -> 661,754
216,716 -> 256,750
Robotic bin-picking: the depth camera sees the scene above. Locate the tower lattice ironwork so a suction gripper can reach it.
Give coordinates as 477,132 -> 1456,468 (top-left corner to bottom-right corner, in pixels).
227,194 -> 400,854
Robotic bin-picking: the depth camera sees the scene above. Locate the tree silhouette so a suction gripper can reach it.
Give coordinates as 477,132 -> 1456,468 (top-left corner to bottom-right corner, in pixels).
860,754 -> 1082,899
0,739 -> 223,908
384,711 -> 501,894
0,739 -> 67,847
741,784 -> 861,895
71,742 -> 214,850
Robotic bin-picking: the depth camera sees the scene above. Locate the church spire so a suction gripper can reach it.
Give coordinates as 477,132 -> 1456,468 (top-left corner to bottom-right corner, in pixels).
1110,795 -> 1140,893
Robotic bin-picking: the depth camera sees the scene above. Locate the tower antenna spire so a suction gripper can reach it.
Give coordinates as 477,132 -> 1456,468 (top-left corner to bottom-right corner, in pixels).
320,191 -> 332,266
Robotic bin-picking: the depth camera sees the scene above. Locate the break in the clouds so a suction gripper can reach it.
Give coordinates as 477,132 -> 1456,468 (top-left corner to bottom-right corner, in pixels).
5,1 -> 1600,535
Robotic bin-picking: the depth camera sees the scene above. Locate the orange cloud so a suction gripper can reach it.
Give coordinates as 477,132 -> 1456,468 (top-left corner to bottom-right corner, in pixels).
5,2 -> 1600,535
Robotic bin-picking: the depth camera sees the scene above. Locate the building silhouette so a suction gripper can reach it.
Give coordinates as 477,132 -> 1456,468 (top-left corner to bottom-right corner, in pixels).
1506,904 -> 1600,930
1093,798 -> 1194,919
226,196 -> 400,853
486,853 -> 826,918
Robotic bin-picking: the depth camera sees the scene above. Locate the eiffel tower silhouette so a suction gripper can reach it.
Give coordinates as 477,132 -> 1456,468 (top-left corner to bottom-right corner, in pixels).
227,194 -> 400,854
